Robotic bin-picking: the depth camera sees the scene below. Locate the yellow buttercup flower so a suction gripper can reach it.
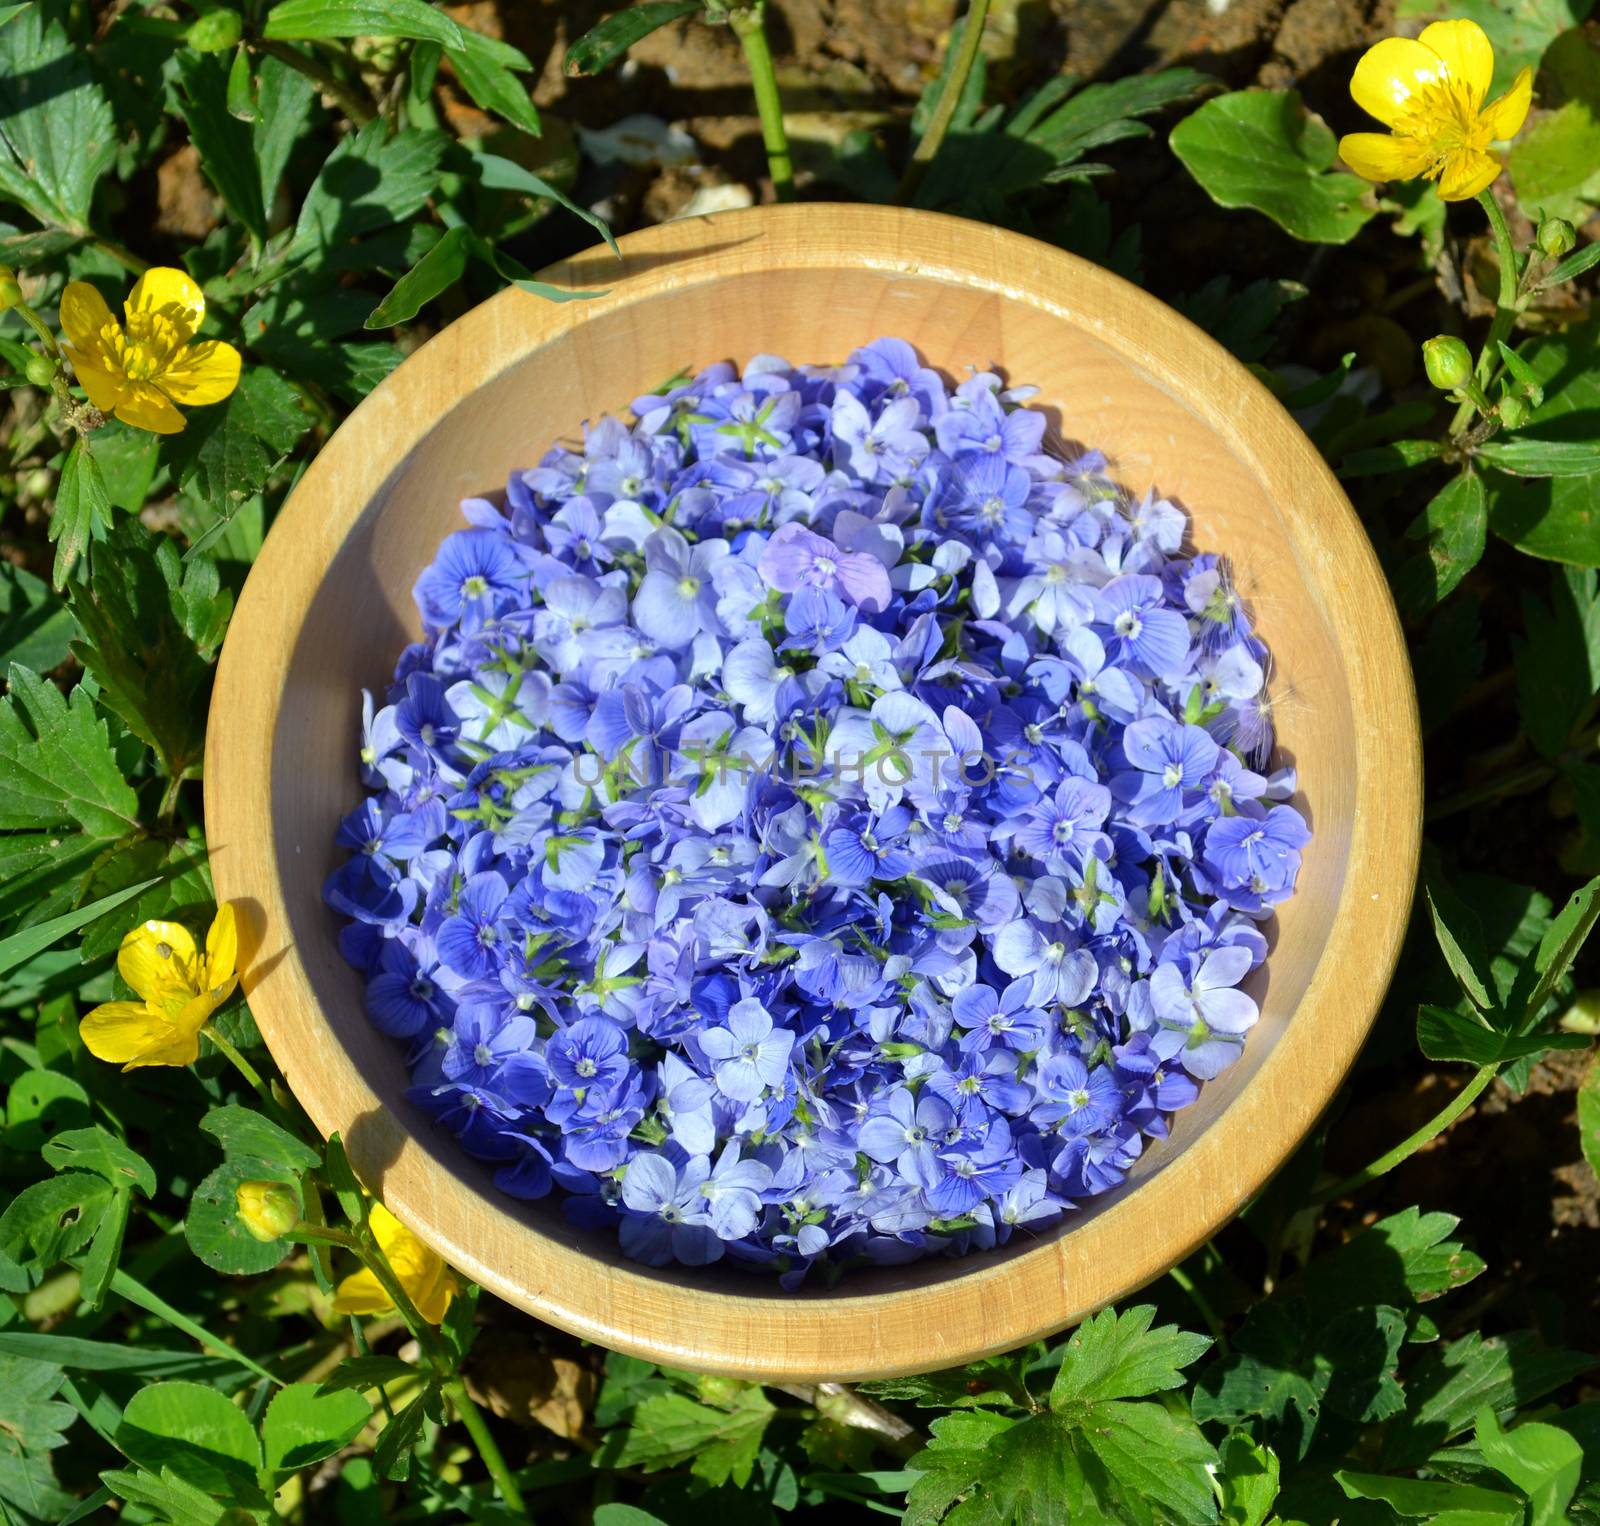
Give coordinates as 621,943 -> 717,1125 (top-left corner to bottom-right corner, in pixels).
59,266 -> 240,434
79,903 -> 239,1070
1339,20 -> 1532,201
332,1203 -> 458,1325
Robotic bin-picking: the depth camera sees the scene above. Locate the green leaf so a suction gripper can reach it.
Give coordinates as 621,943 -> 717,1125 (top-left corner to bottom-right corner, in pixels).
1509,99 -> 1600,223
1170,90 -> 1377,244
0,1352 -> 76,1524
316,1355 -> 418,1394
289,120 -> 448,260
479,240 -> 609,303
0,1332 -> 240,1381
1513,567 -> 1600,757
4,1068 -> 90,1154
200,1105 -> 321,1173
1478,437 -> 1600,477
175,52 -> 267,243
903,1410 -> 1021,1526
226,43 -> 256,121
1380,1331 -> 1596,1467
263,0 -> 465,48
1400,471 -> 1488,612
50,437 -> 115,589
445,28 -> 539,135
42,1126 -> 156,1196
0,1172 -> 113,1292
564,1 -> 702,75
1341,440 -> 1452,477
1475,1407 -> 1583,1526
254,51 -> 317,213
262,1384 -> 371,1475
1028,69 -> 1212,169
1515,872 -> 1600,1030
594,1507 -> 670,1526
1496,340 -> 1547,408
0,871 -> 162,978
1336,1470 -> 1522,1522
1416,1002 -> 1586,1065
1074,1400 -> 1220,1526
0,563 -> 75,672
78,1183 -> 130,1309
365,224 -> 471,327
612,1388 -> 776,1489
1175,276 -> 1306,365
861,1353 -> 1030,1411
1425,877 -> 1498,1011
116,1381 -> 262,1496
0,0 -> 116,229
165,365 -> 310,505
1050,1305 -> 1212,1407
373,1387 -> 431,1481
185,1157 -> 299,1276
1544,238 -> 1600,286
1579,1054 -> 1600,1182
1302,1207 -> 1489,1314
68,519 -> 220,784
470,149 -> 619,255
1394,0 -> 1593,94
90,421 -> 161,514
1216,1431 -> 1280,1526
100,1467 -> 224,1526
1485,315 -> 1600,566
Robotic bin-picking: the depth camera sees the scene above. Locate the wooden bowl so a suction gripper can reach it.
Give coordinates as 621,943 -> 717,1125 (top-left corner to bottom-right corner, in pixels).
207,204 -> 1420,1381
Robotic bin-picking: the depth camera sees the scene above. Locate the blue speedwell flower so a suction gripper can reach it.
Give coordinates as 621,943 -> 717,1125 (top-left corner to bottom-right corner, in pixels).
327,338 -> 1310,1282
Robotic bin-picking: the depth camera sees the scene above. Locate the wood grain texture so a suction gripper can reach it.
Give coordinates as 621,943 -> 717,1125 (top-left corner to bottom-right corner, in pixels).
205,204 -> 1421,1381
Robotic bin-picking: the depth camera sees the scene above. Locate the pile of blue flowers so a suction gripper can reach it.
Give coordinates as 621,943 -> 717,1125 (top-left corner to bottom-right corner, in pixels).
327,338 -> 1310,1281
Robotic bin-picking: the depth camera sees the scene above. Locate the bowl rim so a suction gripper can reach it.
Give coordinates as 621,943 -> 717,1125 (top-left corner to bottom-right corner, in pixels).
206,202 -> 1421,1381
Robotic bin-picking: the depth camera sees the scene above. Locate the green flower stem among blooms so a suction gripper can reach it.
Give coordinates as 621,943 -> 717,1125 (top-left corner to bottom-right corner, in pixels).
726,2 -> 795,203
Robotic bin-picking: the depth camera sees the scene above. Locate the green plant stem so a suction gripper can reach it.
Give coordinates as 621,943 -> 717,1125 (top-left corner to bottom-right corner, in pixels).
1167,1263 -> 1227,1354
1451,189 -> 1524,434
1314,1063 -> 1498,1204
897,0 -> 991,202
443,1377 -> 526,1514
255,37 -> 375,126
201,1023 -> 276,1101
728,3 -> 794,203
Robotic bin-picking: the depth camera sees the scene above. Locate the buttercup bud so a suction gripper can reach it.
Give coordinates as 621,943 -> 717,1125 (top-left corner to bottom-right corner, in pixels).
23,353 -> 55,388
1422,335 -> 1473,391
1496,394 -> 1529,430
235,1180 -> 299,1242
0,267 -> 20,312
1537,217 -> 1576,259
186,8 -> 243,52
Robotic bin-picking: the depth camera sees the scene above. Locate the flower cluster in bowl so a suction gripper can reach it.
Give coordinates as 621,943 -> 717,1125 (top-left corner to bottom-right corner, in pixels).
326,338 -> 1310,1281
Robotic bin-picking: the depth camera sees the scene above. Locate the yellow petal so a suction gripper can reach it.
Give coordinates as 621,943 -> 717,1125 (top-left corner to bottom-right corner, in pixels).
1418,19 -> 1495,113
205,902 -> 239,987
125,266 -> 206,344
157,339 -> 241,407
120,1021 -> 206,1069
115,381 -> 187,434
1338,131 -> 1437,184
79,1000 -> 171,1065
1436,147 -> 1503,200
411,1266 -> 456,1325
118,919 -> 201,1005
61,345 -> 130,415
1480,65 -> 1533,144
174,980 -> 237,1033
59,281 -> 117,357
331,1267 -> 394,1316
1351,36 -> 1452,129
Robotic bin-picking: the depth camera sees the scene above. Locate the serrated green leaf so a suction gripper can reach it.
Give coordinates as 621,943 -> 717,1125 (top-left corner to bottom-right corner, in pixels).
1509,99 -> 1600,224
262,1384 -> 371,1475
1170,89 -> 1376,243
201,1104 -> 321,1172
175,52 -> 266,243
99,1467 -> 224,1526
445,28 -> 539,135
116,1381 -> 262,1496
0,1352 -> 77,1523
0,0 -> 116,229
1300,1207 -> 1487,1313
49,437 -> 115,589
1076,1400 -> 1219,1526
1050,1305 -> 1211,1407
612,1388 -> 776,1489
564,1 -> 702,75
365,224 -> 471,327
185,1156 -> 299,1276
1216,1430 -> 1280,1526
42,1126 -> 156,1196
289,120 -> 448,260
0,563 -> 76,672
164,366 -> 310,504
264,0 -> 465,47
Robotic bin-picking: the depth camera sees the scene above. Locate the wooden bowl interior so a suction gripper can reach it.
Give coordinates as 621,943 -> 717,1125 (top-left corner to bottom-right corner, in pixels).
213,209 -> 1413,1377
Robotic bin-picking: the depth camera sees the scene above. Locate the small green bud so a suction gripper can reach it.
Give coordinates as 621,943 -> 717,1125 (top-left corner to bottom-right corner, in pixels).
1496,394 -> 1529,430
186,8 -> 243,52
0,267 -> 20,312
23,353 -> 55,388
1422,336 -> 1474,391
1537,217 -> 1577,259
235,1180 -> 299,1242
